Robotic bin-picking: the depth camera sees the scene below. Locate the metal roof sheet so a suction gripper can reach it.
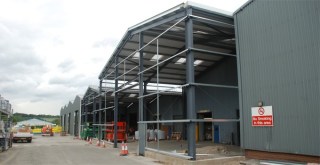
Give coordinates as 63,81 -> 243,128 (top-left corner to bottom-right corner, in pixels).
98,2 -> 236,84
16,118 -> 53,126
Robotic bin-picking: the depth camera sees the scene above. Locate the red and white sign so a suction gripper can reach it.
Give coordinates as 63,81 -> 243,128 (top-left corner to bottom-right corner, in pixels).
251,106 -> 273,126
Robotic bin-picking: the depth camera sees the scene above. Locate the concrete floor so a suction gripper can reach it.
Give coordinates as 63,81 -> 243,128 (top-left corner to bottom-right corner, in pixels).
124,138 -> 244,160
87,137 -> 245,164
0,134 -> 160,165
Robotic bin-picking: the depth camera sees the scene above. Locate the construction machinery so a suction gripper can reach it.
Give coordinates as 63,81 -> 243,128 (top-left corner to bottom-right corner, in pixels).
42,125 -> 54,136
80,123 -> 93,140
105,121 -> 127,142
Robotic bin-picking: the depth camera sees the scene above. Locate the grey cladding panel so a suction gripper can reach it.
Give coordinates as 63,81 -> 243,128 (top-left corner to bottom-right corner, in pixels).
60,96 -> 81,135
195,57 -> 239,145
235,0 -> 320,156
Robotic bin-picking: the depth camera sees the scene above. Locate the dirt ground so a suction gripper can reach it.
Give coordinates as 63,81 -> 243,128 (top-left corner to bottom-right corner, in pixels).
124,138 -> 244,160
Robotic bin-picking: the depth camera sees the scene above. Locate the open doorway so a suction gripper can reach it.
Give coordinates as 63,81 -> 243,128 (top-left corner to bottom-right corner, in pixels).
197,111 -> 213,141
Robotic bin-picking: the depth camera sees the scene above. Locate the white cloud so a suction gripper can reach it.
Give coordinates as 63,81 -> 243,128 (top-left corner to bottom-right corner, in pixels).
0,0 -> 247,115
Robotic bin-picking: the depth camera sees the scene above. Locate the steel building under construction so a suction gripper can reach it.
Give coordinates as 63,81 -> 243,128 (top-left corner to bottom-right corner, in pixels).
60,1 -> 319,163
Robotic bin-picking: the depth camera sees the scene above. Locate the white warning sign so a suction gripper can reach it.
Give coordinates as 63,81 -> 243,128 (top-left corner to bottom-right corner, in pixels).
251,106 -> 273,126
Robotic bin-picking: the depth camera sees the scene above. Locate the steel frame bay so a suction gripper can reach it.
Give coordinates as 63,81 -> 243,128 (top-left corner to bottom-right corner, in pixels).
96,5 -> 237,161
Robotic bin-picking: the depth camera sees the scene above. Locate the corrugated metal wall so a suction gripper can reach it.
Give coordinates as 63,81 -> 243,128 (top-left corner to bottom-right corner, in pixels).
235,0 -> 320,156
195,57 -> 239,144
60,96 -> 81,136
149,95 -> 184,134
149,95 -> 183,121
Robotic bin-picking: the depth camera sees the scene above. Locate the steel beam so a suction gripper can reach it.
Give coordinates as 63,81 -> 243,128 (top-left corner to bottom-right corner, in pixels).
190,14 -> 234,28
126,40 -> 181,51
84,102 -> 87,124
108,60 -> 204,72
189,82 -> 238,89
137,90 -> 183,99
114,54 -> 119,148
115,66 -> 139,80
98,112 -> 101,140
142,37 -> 230,85
130,11 -> 186,35
137,119 -> 240,124
99,80 -> 102,140
145,45 -> 186,83
190,47 -> 236,57
117,15 -> 187,69
118,76 -> 139,88
234,15 -> 244,148
102,89 -> 109,127
137,49 -> 188,75
99,33 -> 132,80
138,32 -> 146,156
197,22 -> 234,37
185,8 -> 196,160
144,81 -> 148,121
116,84 -> 139,94
144,31 -> 234,50
93,99 -> 96,138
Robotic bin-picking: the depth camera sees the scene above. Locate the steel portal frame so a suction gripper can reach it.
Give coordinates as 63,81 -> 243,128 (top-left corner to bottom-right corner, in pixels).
92,3 -> 238,160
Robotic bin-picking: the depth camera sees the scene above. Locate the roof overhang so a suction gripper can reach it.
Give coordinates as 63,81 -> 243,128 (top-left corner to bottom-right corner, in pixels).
98,1 -> 236,87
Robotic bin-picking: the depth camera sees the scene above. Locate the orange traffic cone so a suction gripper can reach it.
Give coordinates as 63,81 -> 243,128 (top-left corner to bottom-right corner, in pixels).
120,141 -> 128,156
101,140 -> 106,148
96,140 -> 100,147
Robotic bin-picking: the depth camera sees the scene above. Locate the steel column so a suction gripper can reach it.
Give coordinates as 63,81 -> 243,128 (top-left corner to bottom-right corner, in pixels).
143,82 -> 147,121
64,114 -> 67,132
99,80 -> 102,140
98,112 -> 101,140
234,15 -> 244,148
84,101 -> 87,124
77,107 -> 81,138
93,98 -> 96,138
104,85 -> 107,124
138,32 -> 146,155
185,8 -> 196,160
114,55 -> 119,148
104,109 -> 106,123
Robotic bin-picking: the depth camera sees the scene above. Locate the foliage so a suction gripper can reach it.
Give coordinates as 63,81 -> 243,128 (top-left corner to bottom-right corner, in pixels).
52,118 -> 61,125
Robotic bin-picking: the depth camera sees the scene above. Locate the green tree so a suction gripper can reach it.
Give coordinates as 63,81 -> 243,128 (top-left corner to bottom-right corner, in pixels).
52,118 -> 61,126
13,115 -> 23,123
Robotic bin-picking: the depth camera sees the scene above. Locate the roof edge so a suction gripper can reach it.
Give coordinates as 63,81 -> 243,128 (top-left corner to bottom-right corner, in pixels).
186,1 -> 232,17
128,3 -> 185,31
98,31 -> 130,80
233,0 -> 254,15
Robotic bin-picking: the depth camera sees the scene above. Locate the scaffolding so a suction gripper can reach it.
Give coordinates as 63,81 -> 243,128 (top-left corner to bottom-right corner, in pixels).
0,95 -> 13,151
